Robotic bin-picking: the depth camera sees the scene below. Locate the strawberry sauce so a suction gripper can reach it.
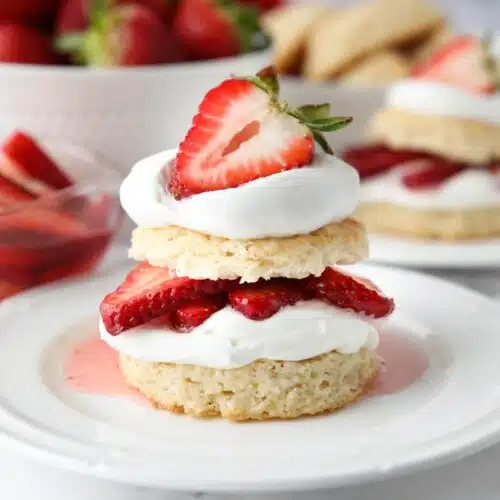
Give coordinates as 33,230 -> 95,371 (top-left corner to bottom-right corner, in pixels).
64,330 -> 429,402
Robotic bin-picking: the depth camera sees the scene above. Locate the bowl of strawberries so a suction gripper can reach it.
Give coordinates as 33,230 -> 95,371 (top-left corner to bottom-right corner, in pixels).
0,130 -> 123,301
0,0 -> 276,171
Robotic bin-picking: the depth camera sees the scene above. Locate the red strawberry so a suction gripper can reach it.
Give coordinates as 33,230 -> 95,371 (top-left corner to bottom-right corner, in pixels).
57,3 -> 185,66
306,267 -> 394,318
170,296 -> 226,332
229,280 -> 306,320
100,262 -> 236,335
0,279 -> 30,301
168,66 -> 352,198
0,24 -> 58,64
56,0 -> 89,36
0,172 -> 36,209
342,144 -> 428,179
121,0 -> 178,24
401,158 -> 463,190
2,131 -> 73,192
488,162 -> 500,174
0,0 -> 59,23
412,36 -> 496,94
173,0 -> 264,60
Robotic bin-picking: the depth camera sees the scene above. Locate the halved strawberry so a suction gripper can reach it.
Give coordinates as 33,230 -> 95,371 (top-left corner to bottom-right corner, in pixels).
306,267 -> 394,318
229,279 -> 306,320
401,158 -> 463,190
412,35 -> 496,94
0,172 -> 36,209
168,66 -> 352,199
342,144 -> 428,179
100,262 -> 237,335
2,131 -> 73,192
170,295 -> 227,332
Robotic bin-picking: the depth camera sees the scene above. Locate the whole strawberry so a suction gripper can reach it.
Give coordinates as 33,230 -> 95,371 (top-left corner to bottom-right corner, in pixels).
57,2 -> 185,66
0,24 -> 58,64
56,0 -> 89,36
173,0 -> 267,60
0,0 -> 59,23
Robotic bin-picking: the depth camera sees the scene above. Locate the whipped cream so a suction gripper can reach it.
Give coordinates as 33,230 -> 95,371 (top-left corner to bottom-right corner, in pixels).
361,161 -> 500,209
387,80 -> 500,126
100,301 -> 379,369
120,149 -> 360,240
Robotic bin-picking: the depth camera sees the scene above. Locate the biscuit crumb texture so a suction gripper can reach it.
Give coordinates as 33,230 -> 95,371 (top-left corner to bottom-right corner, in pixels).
129,218 -> 367,282
121,348 -> 377,421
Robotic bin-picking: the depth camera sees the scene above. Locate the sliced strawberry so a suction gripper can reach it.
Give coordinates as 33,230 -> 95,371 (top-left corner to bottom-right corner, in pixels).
342,144 -> 428,179
168,67 -> 352,199
229,279 -> 306,320
401,158 -> 463,190
170,296 -> 226,332
0,172 -> 36,209
0,207 -> 89,238
100,262 -> 237,335
412,36 -> 495,94
488,162 -> 500,174
306,267 -> 394,318
2,131 -> 73,191
0,280 -> 30,301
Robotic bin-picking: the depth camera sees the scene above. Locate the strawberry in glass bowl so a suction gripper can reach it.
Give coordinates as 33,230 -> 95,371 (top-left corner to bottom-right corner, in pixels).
0,131 -> 123,300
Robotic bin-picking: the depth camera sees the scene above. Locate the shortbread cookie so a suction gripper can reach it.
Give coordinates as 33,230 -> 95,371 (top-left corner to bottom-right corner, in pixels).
262,6 -> 329,73
410,24 -> 452,64
304,0 -> 442,81
369,108 -> 500,165
120,348 -> 378,421
356,202 -> 500,240
129,218 -> 368,282
339,51 -> 410,85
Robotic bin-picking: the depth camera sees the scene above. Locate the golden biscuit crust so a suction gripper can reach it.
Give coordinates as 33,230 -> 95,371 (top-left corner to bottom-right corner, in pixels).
369,108 -> 500,165
129,218 -> 368,282
356,202 -> 500,240
120,348 -> 378,421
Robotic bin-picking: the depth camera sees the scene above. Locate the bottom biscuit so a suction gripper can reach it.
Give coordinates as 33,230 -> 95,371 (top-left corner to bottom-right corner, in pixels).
356,203 -> 500,240
120,348 -> 378,421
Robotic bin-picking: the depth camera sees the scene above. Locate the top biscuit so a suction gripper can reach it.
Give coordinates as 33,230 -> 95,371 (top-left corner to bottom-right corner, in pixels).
304,0 -> 443,81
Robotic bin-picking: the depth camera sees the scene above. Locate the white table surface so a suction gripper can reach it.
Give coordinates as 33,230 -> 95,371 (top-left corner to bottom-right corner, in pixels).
2,243 -> 500,500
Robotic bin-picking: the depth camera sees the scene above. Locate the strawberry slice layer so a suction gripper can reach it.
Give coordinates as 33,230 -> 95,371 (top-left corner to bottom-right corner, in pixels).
412,35 -> 495,94
100,263 -> 237,335
0,171 -> 36,209
228,280 -> 307,320
2,131 -> 73,191
306,268 -> 395,318
170,296 -> 226,332
342,144 -> 427,179
401,158 -> 463,190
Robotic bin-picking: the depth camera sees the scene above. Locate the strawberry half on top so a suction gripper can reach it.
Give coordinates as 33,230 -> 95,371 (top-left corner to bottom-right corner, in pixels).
168,66 -> 352,199
412,35 -> 500,94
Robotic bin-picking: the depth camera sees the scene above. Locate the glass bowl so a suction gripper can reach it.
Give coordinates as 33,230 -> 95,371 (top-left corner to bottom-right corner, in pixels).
0,141 -> 123,300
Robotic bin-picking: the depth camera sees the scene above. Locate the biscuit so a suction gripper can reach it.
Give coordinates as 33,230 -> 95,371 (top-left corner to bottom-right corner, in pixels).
369,108 -> 500,165
410,24 -> 452,64
356,202 -> 500,240
129,218 -> 368,282
120,348 -> 378,421
339,51 -> 410,85
304,0 -> 443,81
262,6 -> 329,73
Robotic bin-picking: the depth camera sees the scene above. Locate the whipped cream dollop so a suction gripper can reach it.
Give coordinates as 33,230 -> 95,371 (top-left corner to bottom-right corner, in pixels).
120,149 -> 360,240
386,80 -> 500,126
361,161 -> 500,209
100,301 -> 379,369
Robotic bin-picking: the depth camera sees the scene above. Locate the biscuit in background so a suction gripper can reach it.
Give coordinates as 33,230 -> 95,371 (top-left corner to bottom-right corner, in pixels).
339,51 -> 410,85
304,0 -> 443,81
410,24 -> 453,65
262,6 -> 330,74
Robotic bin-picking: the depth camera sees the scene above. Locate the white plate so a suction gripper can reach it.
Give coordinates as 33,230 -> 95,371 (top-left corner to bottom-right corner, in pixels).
1,264 -> 500,493
368,234 -> 500,269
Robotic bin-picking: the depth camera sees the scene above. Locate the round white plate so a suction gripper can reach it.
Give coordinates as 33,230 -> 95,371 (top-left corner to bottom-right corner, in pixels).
367,234 -> 500,269
1,264 -> 500,493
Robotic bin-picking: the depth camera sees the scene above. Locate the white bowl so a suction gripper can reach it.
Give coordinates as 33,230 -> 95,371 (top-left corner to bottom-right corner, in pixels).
0,49 -> 270,176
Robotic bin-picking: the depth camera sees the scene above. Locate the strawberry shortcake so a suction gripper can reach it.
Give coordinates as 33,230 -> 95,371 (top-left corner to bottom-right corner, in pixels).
343,35 -> 500,240
98,67 -> 394,421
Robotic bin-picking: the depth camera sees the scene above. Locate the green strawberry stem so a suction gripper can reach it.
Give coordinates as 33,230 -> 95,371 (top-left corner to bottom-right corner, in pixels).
246,66 -> 352,155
